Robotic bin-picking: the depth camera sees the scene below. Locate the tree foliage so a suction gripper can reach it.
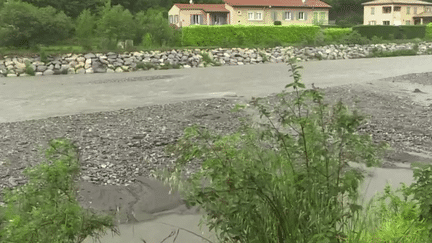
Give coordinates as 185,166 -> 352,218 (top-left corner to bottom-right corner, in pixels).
0,1 -> 73,48
20,0 -> 104,19
96,2 -> 135,44
75,9 -> 96,49
135,7 -> 178,47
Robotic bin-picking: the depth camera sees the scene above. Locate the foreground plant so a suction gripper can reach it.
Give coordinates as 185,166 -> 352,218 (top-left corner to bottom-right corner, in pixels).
340,183 -> 430,242
0,138 -> 119,243
155,57 -> 389,243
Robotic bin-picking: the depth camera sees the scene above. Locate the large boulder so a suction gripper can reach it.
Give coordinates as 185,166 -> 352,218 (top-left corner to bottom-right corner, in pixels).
92,61 -> 107,73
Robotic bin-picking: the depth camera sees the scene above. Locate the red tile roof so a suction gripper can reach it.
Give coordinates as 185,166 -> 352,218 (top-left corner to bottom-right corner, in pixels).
223,0 -> 331,8
174,4 -> 229,12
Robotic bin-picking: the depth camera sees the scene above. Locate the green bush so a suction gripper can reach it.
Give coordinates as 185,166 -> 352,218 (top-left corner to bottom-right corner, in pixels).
274,21 -> 282,25
405,162 -> 432,238
96,2 -> 136,47
337,30 -> 370,45
0,138 -> 119,242
75,9 -> 96,51
342,183 -> 431,242
155,58 -> 389,243
425,22 -> 432,40
39,50 -> 49,64
135,8 -> 177,47
0,1 -> 73,48
24,61 -> 35,76
370,35 -> 384,44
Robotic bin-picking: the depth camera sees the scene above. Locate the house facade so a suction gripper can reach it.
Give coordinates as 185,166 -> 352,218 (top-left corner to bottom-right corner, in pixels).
362,0 -> 432,25
168,0 -> 332,27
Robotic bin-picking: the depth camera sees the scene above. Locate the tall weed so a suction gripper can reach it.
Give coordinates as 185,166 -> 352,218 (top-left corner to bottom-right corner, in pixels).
155,57 -> 389,243
0,138 -> 119,242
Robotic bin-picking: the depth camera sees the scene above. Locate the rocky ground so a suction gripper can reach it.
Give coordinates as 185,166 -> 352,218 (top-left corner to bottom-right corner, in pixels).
1,72 -> 432,210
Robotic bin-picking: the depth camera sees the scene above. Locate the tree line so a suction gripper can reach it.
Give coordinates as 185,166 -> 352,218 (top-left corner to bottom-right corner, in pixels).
1,0 -> 431,49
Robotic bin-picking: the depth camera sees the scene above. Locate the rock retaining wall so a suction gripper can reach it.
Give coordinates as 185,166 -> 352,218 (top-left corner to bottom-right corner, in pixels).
2,42 -> 432,77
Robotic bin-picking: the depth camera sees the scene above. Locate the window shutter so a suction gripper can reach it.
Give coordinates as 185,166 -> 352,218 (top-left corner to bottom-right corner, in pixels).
169,15 -> 173,23
191,15 -> 193,24
200,15 -> 203,24
272,11 -> 276,21
304,12 -> 307,20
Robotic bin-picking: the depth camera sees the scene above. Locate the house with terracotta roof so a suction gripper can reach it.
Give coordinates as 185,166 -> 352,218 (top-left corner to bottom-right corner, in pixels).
168,0 -> 332,27
362,0 -> 432,25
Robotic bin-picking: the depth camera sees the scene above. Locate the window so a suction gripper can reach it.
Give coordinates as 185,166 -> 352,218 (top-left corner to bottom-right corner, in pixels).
272,11 -> 278,21
248,12 -> 254,20
406,20 -> 411,25
169,15 -> 173,24
174,15 -> 179,23
314,12 -> 318,21
414,7 -> 417,14
394,6 -> 401,11
255,12 -> 262,20
284,12 -> 292,20
298,12 -> 305,20
371,7 -> 375,15
383,21 -> 390,25
407,7 -> 410,14
369,21 -> 376,25
248,11 -> 262,20
191,14 -> 200,24
382,7 -> 391,13
320,12 -> 325,21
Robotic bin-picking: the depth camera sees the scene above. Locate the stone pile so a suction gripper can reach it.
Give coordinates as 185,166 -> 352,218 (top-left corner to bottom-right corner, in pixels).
1,42 -> 432,77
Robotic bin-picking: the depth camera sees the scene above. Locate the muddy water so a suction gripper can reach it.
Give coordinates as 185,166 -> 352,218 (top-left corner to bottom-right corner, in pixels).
84,153 -> 430,243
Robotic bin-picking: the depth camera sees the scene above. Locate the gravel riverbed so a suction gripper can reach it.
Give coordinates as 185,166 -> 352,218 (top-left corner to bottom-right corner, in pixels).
1,73 -> 432,205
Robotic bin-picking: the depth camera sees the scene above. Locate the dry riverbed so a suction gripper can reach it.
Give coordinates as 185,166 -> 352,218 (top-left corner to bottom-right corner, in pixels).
1,72 -> 432,227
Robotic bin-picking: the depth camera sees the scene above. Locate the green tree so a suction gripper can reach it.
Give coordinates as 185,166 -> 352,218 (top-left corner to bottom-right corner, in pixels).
0,1 -> 73,48
96,1 -> 135,47
75,9 -> 96,50
20,0 -> 104,18
135,7 -> 177,47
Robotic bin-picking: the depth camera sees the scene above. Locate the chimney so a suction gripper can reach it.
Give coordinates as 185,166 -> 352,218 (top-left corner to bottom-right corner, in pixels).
190,0 -> 193,4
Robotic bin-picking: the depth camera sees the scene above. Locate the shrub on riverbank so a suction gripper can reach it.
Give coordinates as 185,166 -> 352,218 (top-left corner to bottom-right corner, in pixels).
156,57 -> 432,242
0,138 -> 119,243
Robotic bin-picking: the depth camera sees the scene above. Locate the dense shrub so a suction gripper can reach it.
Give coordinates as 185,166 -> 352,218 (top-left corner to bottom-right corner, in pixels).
336,30 -> 370,45
96,2 -> 136,46
156,57 -> 389,243
274,21 -> 282,25
0,138 -> 119,242
0,1 -> 73,48
135,8 -> 178,47
75,9 -> 96,51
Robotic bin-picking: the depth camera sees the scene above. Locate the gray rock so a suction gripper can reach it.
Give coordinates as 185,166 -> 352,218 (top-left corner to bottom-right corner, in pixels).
35,72 -> 43,76
75,68 -> 85,74
36,65 -> 47,72
92,61 -> 107,73
84,53 -> 96,59
43,70 -> 54,75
